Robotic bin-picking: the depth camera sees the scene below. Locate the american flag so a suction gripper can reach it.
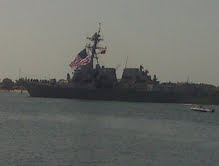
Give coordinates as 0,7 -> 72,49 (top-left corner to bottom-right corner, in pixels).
69,49 -> 91,69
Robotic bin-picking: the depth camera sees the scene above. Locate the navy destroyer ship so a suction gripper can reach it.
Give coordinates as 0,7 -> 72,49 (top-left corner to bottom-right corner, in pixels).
24,25 -> 219,104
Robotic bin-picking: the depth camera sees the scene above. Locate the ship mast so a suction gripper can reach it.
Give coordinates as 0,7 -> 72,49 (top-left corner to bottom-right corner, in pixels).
86,23 -> 105,69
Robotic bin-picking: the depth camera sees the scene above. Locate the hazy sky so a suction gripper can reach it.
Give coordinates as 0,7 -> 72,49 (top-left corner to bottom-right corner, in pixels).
0,0 -> 218,84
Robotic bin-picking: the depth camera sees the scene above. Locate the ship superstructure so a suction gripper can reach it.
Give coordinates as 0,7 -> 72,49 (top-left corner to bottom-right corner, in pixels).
68,24 -> 157,91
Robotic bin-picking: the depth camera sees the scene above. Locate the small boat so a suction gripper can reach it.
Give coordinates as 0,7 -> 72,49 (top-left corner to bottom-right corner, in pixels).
190,105 -> 215,113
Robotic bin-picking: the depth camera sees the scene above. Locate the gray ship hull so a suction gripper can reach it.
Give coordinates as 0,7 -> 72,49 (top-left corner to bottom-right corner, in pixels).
24,83 -> 219,104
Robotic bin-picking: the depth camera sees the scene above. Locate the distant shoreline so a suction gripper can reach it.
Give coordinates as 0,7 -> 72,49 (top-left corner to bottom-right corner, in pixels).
0,89 -> 28,93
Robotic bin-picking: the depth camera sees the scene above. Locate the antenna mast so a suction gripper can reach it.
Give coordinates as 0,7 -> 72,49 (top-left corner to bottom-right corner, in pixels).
19,68 -> 21,79
187,74 -> 190,83
86,23 -> 105,69
125,56 -> 129,68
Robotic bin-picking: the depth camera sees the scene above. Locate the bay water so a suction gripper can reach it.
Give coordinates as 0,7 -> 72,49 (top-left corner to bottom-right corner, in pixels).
0,92 -> 218,166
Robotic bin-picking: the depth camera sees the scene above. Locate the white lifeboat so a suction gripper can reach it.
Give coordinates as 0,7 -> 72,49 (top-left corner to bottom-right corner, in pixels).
190,105 -> 215,113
